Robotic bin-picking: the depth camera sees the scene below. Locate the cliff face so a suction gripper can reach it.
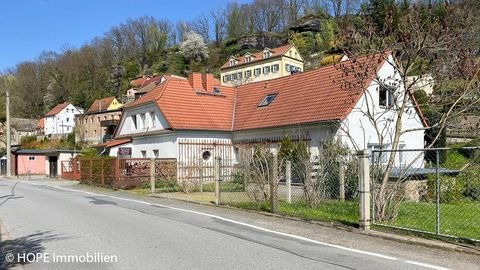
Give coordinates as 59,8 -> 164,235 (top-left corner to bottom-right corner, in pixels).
233,33 -> 287,51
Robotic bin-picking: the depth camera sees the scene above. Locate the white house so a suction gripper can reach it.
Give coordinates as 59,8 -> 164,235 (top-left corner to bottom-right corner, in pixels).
102,53 -> 427,177
43,102 -> 84,137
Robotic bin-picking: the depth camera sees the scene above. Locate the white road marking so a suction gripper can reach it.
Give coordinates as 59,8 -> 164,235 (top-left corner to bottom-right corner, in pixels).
12,180 -> 450,270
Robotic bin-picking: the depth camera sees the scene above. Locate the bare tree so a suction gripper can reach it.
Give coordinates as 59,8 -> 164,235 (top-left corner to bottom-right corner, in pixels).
337,2 -> 480,221
191,13 -> 210,43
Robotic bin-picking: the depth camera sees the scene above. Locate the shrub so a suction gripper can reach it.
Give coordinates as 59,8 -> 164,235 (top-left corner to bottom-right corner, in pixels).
460,170 -> 480,201
426,175 -> 463,203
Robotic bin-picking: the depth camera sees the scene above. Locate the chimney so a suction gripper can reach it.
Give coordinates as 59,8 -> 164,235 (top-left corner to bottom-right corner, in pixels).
202,73 -> 214,92
188,73 -> 203,90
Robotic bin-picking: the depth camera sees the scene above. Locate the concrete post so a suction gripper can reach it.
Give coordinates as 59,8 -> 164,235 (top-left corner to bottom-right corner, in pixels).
150,159 -> 155,194
286,160 -> 292,204
357,149 -> 371,231
214,157 -> 221,205
270,154 -> 278,213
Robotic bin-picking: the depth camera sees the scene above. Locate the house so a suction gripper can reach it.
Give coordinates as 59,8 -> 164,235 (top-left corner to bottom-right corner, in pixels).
35,118 -> 45,136
10,118 -> 38,145
12,148 -> 78,178
75,97 -> 123,145
107,53 -> 426,176
220,44 -> 304,86
43,102 -> 84,137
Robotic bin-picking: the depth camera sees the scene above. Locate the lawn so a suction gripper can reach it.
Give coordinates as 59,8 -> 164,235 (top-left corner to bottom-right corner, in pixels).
223,194 -> 480,240
382,201 -> 480,240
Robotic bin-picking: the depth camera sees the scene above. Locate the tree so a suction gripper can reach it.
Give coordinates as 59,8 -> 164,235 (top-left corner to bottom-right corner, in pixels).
179,31 -> 209,63
337,1 -> 480,221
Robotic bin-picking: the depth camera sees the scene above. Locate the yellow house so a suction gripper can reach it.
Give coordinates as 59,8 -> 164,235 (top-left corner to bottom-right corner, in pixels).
220,44 -> 304,86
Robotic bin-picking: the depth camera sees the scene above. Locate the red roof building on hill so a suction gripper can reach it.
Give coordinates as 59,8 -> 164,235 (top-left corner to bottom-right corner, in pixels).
109,52 -> 427,171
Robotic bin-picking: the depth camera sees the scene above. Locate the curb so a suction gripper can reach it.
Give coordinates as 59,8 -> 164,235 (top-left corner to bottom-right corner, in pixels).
148,193 -> 480,256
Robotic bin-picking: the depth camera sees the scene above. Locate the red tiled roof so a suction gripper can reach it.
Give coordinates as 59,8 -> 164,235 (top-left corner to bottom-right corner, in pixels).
94,138 -> 131,148
220,44 -> 293,70
121,53 -> 427,132
126,76 -> 235,131
36,118 -> 44,129
130,76 -> 150,87
45,102 -> 70,117
87,97 -> 115,113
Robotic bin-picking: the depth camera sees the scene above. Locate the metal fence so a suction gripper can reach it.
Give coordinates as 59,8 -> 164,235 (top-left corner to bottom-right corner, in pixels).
371,147 -> 480,242
218,145 -> 359,226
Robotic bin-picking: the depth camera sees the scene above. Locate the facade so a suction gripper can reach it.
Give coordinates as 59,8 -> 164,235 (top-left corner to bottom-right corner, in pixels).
75,97 -> 123,145
12,149 -> 78,177
10,118 -> 38,145
220,44 -> 304,86
43,102 -> 84,137
109,55 -> 426,172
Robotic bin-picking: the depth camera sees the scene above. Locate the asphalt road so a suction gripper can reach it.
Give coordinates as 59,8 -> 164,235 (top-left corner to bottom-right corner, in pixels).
0,179 -> 473,270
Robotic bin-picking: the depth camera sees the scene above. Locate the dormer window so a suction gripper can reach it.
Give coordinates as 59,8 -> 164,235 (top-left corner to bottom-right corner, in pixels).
229,59 -> 236,67
262,49 -> 271,59
245,55 -> 252,63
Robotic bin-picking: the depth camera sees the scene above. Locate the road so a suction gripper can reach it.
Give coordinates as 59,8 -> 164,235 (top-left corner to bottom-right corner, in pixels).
0,179 -> 477,270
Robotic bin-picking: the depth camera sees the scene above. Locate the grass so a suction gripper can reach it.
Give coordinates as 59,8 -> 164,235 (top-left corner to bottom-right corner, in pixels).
384,201 -> 480,240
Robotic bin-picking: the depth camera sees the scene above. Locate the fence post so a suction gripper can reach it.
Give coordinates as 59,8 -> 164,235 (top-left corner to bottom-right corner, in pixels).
339,158 -> 345,202
199,160 -> 203,193
435,149 -> 440,235
357,149 -> 371,231
270,153 -> 278,213
214,157 -> 221,205
150,158 -> 156,194
286,160 -> 292,204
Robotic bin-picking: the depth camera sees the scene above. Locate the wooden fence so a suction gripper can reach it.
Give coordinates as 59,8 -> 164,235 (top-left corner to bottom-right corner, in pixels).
61,158 -> 176,189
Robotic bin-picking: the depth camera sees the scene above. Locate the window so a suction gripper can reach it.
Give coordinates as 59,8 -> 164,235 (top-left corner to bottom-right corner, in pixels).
202,150 -> 212,161
153,150 -> 159,158
263,66 -> 270,74
28,156 -> 35,161
140,114 -> 146,129
223,75 -> 229,83
149,112 -> 155,128
67,127 -> 70,131
229,59 -> 236,66
285,64 -> 291,72
254,68 -> 261,76
84,118 -> 87,124
289,51 -> 292,57
66,108 -> 69,113
263,50 -> 271,58
379,85 -> 394,108
104,116 -> 107,120
245,55 -> 252,63
141,150 -> 146,158
90,117 -> 93,124
258,93 -> 277,107
231,73 -> 237,80
245,70 -> 251,78
271,64 -> 279,73
97,117 -> 100,123
131,114 -> 137,130
368,143 -> 389,164
237,72 -> 242,79
94,129 -> 97,136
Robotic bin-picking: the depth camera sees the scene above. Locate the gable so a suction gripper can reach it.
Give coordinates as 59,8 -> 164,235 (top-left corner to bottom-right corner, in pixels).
116,103 -> 171,137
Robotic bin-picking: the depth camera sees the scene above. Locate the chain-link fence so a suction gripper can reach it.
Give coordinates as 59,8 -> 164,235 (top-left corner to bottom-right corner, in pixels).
220,143 -> 359,226
371,147 -> 480,242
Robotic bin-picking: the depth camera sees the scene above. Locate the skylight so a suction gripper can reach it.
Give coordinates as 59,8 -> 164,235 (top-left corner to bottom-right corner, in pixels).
258,94 -> 277,107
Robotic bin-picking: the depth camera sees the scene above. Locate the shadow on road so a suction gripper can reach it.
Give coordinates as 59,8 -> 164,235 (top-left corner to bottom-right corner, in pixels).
0,231 -> 67,269
86,196 -> 118,206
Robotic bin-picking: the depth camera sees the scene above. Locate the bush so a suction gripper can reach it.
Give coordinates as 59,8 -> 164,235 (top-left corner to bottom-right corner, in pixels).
426,175 -> 463,203
461,170 -> 480,201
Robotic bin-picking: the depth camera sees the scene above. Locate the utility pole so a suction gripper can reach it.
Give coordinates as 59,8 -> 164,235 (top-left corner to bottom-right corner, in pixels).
6,88 -> 11,177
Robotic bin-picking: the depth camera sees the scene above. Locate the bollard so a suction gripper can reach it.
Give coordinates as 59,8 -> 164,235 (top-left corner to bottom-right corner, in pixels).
286,160 -> 292,204
214,157 -> 221,205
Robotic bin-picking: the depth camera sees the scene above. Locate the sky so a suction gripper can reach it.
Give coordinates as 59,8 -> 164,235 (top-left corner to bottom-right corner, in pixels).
0,0 -> 249,71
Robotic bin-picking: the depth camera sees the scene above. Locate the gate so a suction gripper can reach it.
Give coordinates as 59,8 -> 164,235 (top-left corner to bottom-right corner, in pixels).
178,139 -> 234,185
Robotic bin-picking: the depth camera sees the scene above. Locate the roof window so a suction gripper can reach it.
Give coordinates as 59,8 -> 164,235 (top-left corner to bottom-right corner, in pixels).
258,94 -> 277,107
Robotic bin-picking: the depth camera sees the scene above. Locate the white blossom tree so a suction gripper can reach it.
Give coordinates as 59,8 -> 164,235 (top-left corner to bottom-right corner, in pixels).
179,31 -> 209,62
